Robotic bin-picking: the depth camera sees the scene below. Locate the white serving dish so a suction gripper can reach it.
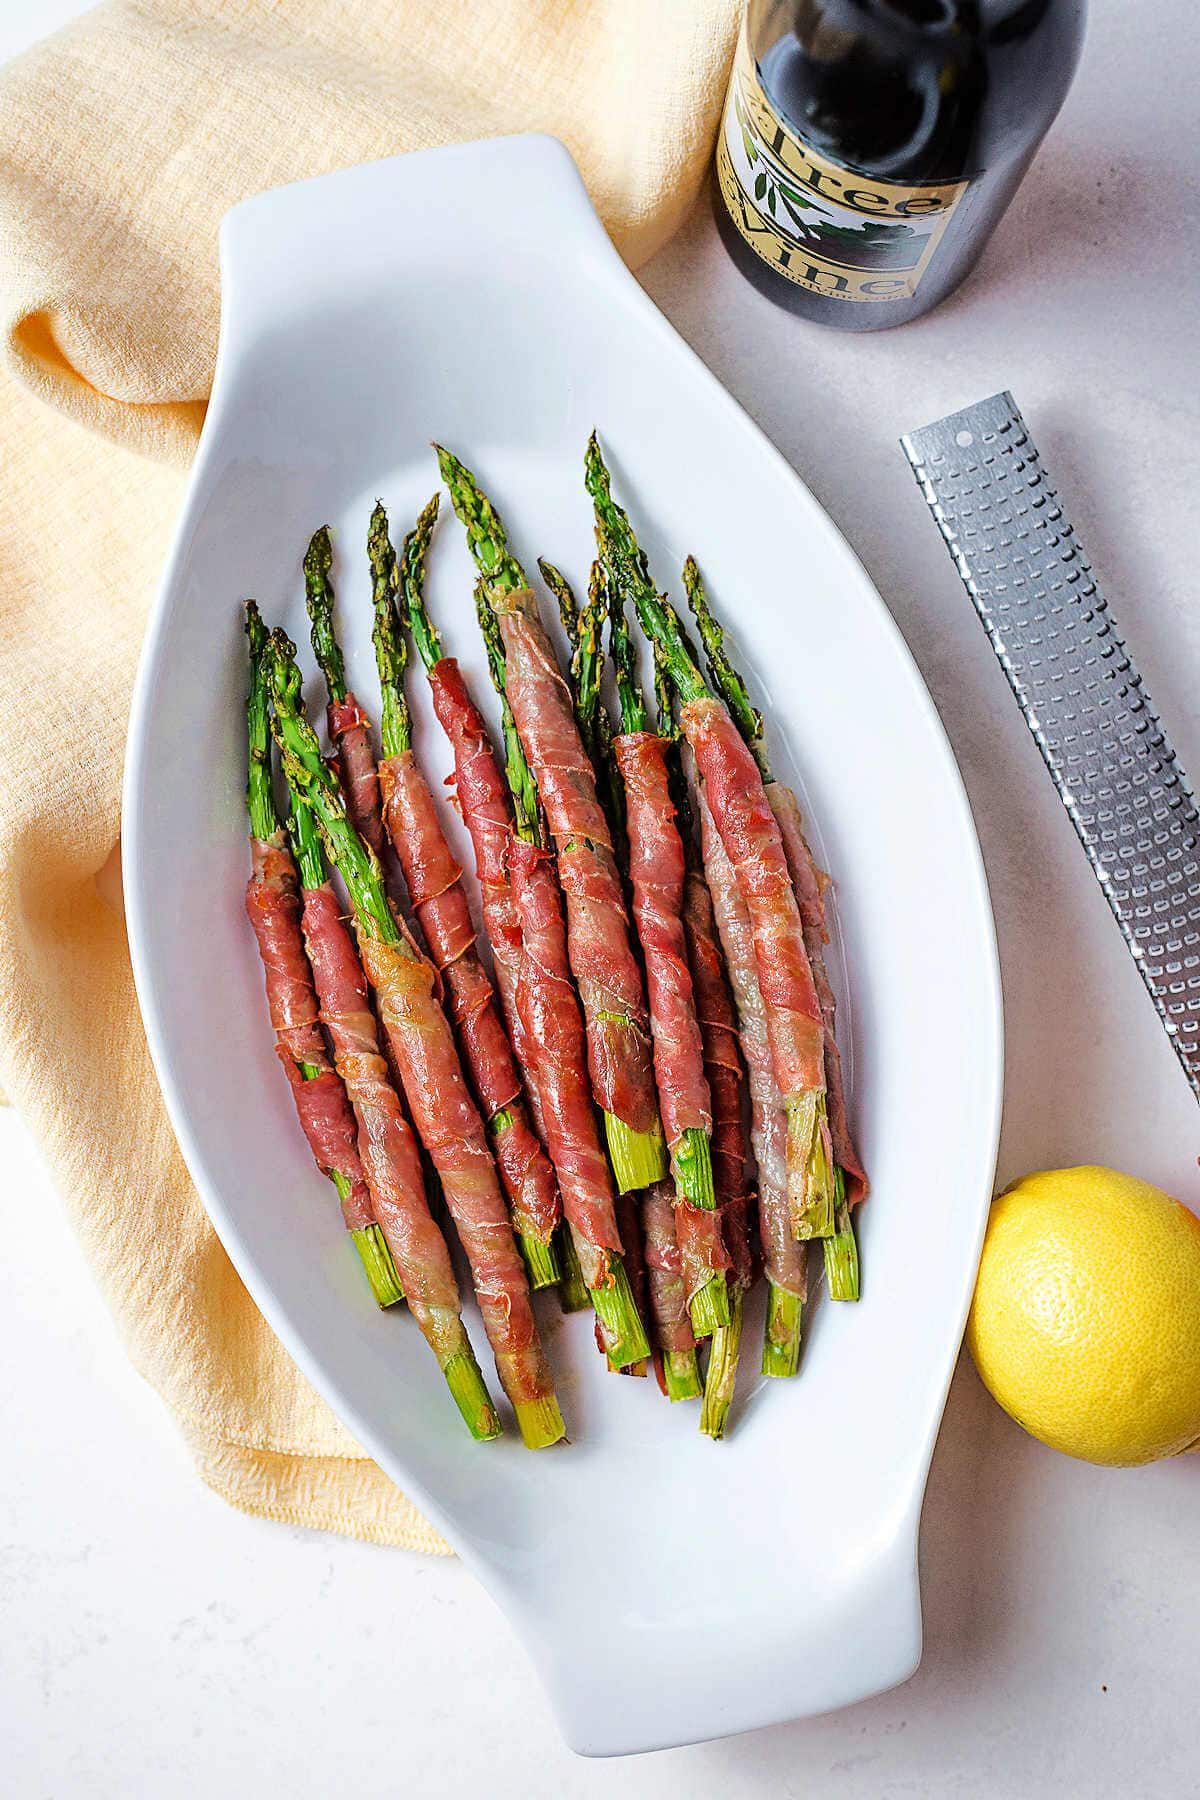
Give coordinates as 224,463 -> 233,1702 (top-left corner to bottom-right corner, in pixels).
123,135 -> 1002,1757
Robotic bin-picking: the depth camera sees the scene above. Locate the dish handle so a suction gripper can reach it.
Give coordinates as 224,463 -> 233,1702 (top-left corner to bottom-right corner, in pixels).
214,134 -> 617,373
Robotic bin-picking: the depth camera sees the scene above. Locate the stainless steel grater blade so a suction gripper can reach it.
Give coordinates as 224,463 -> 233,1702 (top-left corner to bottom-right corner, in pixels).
901,390 -> 1200,1100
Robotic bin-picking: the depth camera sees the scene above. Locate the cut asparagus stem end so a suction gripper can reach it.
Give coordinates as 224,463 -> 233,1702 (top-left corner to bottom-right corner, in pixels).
762,1282 -> 804,1379
519,1231 -> 562,1292
604,1109 -> 669,1193
689,1272 -> 732,1338
824,1194 -> 861,1301
442,1351 -> 503,1441
557,1225 -> 592,1312
672,1127 -> 715,1209
663,1348 -> 703,1402
701,1287 -> 744,1439
350,1224 -> 405,1308
788,1091 -> 836,1239
514,1392 -> 567,1449
589,1256 -> 651,1368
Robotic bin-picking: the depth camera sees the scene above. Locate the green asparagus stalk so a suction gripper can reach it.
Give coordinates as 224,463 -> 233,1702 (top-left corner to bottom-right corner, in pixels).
267,629 -> 565,1447
436,443 -> 667,1196
585,434 -> 836,1242
245,602 -> 405,1311
682,556 -> 859,1297
700,1288 -> 744,1438
302,526 -> 348,705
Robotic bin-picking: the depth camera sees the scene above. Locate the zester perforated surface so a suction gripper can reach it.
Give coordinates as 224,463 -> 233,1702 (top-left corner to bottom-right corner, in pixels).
902,391 -> 1200,1100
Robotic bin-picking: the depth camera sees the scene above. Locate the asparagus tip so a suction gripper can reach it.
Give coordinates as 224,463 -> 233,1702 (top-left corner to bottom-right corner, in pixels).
304,523 -> 332,577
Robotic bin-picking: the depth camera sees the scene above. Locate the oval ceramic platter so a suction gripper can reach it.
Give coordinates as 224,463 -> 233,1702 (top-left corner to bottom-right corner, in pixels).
123,135 -> 1002,1757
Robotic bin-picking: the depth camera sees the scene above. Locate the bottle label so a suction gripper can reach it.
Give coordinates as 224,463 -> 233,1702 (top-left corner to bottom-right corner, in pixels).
717,26 -> 969,303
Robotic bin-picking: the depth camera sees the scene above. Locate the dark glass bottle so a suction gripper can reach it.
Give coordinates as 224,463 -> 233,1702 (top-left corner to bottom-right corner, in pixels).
714,0 -> 1086,329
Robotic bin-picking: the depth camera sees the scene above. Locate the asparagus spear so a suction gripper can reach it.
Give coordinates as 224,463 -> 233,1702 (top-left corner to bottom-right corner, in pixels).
244,602 -> 405,1311
603,552 -> 733,1344
368,498 -> 562,1291
303,526 -> 390,864
538,556 -> 625,850
682,556 -> 862,1301
267,629 -> 564,1448
435,444 -> 668,1197
544,557 -> 703,1384
585,434 -> 836,1241
470,586 -> 650,1368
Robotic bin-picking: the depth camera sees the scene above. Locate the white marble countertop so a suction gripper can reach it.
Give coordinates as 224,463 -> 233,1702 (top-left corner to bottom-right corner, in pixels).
3,1 -> 1198,1794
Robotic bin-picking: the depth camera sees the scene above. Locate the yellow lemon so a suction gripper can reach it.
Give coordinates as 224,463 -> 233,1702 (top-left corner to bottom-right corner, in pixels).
966,1165 -> 1200,1465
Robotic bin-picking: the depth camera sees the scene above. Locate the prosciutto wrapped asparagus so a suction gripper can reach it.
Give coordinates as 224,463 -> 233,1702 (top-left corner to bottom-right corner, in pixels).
434,445 -> 668,1198
682,556 -> 866,1300
543,559 -> 700,1395
701,793 -> 810,1378
470,591 -> 650,1370
682,852 -> 756,1432
602,558 -> 733,1340
585,435 -> 836,1242
304,527 -> 388,861
243,602 -> 404,1313
367,497 -> 561,1291
285,773 -> 505,1440
267,629 -> 565,1449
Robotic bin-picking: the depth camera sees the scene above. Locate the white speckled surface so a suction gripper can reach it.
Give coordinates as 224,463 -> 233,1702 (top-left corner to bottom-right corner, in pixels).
2,1 -> 1198,1792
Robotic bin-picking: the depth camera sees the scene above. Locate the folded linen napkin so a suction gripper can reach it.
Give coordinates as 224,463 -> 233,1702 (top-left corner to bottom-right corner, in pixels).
0,0 -> 738,1546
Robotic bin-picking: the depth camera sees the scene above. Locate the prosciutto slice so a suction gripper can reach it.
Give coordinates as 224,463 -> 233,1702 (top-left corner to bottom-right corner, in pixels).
427,657 -> 543,1140
379,747 -> 561,1243
327,693 -> 385,860
245,832 -> 372,1232
683,866 -> 755,1291
682,695 -> 824,1104
300,882 -> 463,1329
508,835 -> 624,1281
494,593 -> 658,1138
358,929 -> 554,1414
613,732 -> 711,1147
642,1180 -> 697,1358
700,799 -> 807,1307
766,783 -> 868,1206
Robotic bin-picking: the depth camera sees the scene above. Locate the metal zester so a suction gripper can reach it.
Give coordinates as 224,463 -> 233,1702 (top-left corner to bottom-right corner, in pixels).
901,390 -> 1200,1100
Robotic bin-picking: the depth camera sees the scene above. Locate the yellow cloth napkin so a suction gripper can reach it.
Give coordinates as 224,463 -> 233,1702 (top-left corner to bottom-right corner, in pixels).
0,0 -> 739,1547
